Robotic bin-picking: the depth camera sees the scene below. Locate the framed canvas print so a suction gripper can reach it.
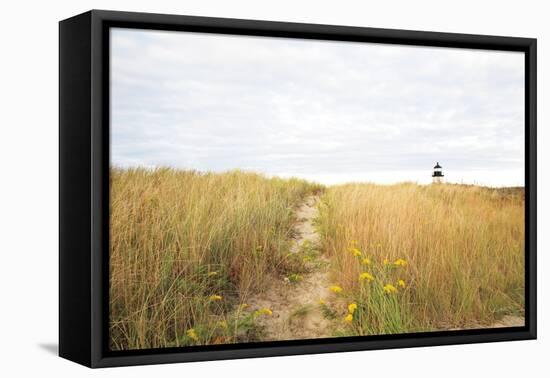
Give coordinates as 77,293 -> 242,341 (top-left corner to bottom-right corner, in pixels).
59,10 -> 537,368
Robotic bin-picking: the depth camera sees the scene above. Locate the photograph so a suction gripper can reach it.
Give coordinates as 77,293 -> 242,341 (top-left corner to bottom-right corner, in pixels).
108,27 -> 525,351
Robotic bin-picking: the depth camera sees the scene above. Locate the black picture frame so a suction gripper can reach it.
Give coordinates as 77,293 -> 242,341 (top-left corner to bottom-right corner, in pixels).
59,9 -> 537,368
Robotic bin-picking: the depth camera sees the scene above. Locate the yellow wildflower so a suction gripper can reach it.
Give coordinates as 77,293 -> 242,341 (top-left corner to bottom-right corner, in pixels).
288,273 -> 303,282
186,328 -> 199,341
394,259 -> 408,267
217,320 -> 228,329
319,299 -> 326,305
254,308 -> 273,317
344,313 -> 353,323
239,303 -> 249,310
361,257 -> 371,265
352,248 -> 362,257
329,285 -> 343,293
383,284 -> 398,294
383,258 -> 390,265
359,272 -> 374,282
209,295 -> 223,301
348,303 -> 357,314
207,271 -> 218,277
398,279 -> 406,288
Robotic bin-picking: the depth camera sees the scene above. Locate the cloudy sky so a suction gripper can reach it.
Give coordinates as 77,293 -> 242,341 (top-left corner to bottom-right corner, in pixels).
111,28 -> 525,187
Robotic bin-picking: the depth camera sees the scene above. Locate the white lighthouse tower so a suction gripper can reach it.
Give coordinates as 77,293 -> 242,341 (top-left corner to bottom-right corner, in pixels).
432,162 -> 444,184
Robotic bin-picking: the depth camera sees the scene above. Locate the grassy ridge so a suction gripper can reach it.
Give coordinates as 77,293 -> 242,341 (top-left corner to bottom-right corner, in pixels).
316,183 -> 524,335
110,168 -> 321,350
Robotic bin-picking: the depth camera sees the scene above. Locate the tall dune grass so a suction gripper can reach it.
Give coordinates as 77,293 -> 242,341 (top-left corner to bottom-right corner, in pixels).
316,183 -> 524,334
110,168 -> 322,350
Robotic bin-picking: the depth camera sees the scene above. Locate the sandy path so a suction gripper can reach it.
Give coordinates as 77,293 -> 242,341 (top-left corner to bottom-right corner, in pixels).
248,195 -> 339,341
490,315 -> 525,328
441,314 -> 525,332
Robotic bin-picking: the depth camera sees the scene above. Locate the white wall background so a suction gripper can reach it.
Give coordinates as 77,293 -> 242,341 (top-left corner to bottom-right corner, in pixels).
0,0 -> 546,376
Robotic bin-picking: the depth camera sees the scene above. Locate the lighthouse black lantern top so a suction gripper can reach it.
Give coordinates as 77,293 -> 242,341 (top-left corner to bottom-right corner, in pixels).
432,162 -> 443,177
432,162 -> 444,183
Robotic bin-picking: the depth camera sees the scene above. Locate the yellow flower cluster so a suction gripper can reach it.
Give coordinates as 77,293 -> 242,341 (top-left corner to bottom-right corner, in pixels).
383,284 -> 398,294
345,240 -> 410,297
217,320 -> 228,329
329,285 -> 343,293
344,302 -> 358,324
207,271 -> 218,277
186,328 -> 199,341
382,280 -> 406,294
209,295 -> 223,301
254,308 -> 273,317
382,258 -> 408,267
359,272 -> 374,282
394,259 -> 407,267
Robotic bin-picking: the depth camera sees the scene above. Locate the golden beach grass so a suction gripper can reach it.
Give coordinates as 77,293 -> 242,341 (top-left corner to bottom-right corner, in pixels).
109,168 -> 321,350
110,169 -> 524,348
316,183 -> 525,335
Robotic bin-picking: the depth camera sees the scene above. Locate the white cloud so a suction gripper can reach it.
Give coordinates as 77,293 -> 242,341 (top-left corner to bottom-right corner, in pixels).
111,28 -> 525,187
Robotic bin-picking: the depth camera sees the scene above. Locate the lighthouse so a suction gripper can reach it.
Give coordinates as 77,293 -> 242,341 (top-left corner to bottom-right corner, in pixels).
432,162 -> 444,184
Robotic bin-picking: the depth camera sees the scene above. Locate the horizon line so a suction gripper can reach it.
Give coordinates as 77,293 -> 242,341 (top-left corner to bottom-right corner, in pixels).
110,165 -> 525,189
